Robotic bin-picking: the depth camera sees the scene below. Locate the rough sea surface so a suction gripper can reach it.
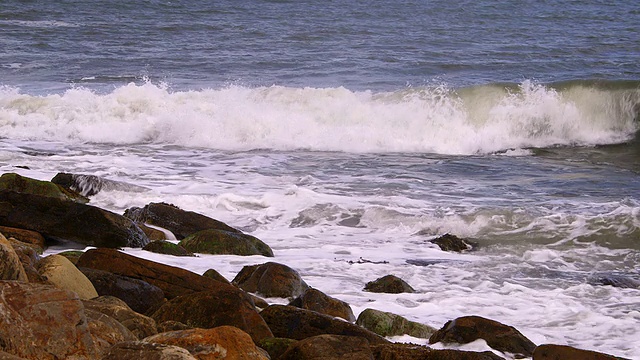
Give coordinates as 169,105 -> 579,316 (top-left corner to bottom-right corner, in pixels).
1,1 -> 639,358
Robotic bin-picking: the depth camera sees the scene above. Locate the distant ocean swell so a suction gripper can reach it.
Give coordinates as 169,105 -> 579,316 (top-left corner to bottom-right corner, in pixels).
1,80 -> 638,155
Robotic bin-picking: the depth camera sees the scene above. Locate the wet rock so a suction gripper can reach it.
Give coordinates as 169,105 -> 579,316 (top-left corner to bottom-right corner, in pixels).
151,288 -> 273,343
102,341 -> 197,360
36,254 -> 98,300
364,274 -> 415,294
202,268 -> 231,285
142,326 -> 269,360
0,226 -> 45,250
532,344 -> 627,360
84,308 -> 137,355
143,240 -> 194,256
80,267 -> 165,314
260,304 -> 388,344
289,287 -> 356,322
370,343 -> 506,360
56,250 -> 85,265
179,228 -> 274,257
51,172 -> 149,197
356,308 -> 436,338
258,337 -> 298,360
83,296 -> 158,339
279,334 -> 374,360
0,281 -> 99,359
233,262 -> 309,299
0,234 -> 28,282
0,173 -> 88,203
587,273 -> 640,289
123,202 -> 240,239
430,233 -> 477,252
137,223 -> 168,241
6,238 -> 44,283
429,315 -> 536,358
0,190 -> 149,248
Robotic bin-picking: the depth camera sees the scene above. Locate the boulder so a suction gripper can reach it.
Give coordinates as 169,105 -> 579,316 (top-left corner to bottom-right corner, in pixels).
0,173 -> 88,203
80,267 -> 165,314
56,250 -> 85,265
0,226 -> 46,249
51,172 -> 149,197
124,202 -> 240,239
0,281 -> 98,359
179,229 -> 274,257
370,343 -> 506,360
143,240 -> 194,257
0,190 -> 149,248
77,248 -> 239,299
429,315 -> 536,358
137,223 -> 168,241
364,275 -> 415,294
258,337 -> 298,360
532,344 -> 627,360
430,233 -> 478,252
151,289 -> 273,343
202,268 -> 231,285
260,305 -> 388,344
5,239 -> 43,283
142,326 -> 269,360
157,320 -> 192,333
0,234 -> 28,282
102,342 -> 197,360
233,262 -> 309,299
279,334 -> 374,360
289,288 -> 356,322
83,296 -> 158,339
36,254 -> 98,300
0,350 -> 27,359
84,308 -> 137,355
356,308 -> 436,338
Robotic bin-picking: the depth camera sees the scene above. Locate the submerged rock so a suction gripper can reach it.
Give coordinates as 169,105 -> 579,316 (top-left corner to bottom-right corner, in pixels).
430,233 -> 477,252
364,274 -> 415,294
179,228 -> 273,257
51,172 -> 149,197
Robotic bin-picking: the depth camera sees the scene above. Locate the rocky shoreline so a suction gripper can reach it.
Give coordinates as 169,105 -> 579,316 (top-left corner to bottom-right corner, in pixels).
0,172 -> 628,359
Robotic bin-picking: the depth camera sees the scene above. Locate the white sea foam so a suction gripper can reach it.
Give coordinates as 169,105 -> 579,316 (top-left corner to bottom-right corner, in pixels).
0,81 -> 637,155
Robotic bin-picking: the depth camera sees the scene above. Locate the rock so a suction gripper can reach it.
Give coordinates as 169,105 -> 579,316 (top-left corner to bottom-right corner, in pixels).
0,281 -> 98,359
429,315 -> 536,358
36,254 -> 98,300
179,229 -> 274,257
289,288 -> 356,322
143,240 -> 194,256
0,226 -> 46,249
0,173 -> 88,203
260,305 -> 388,344
76,248 -> 241,299
356,308 -> 436,338
430,233 -> 477,252
370,343 -> 506,360
6,238 -> 44,283
587,274 -> 640,289
364,275 -> 415,294
151,289 -> 273,343
202,268 -> 231,285
258,337 -> 298,360
0,234 -> 28,282
84,308 -> 137,355
102,341 -> 197,360
157,320 -> 192,333
0,190 -> 149,248
83,296 -> 158,339
56,250 -> 85,264
142,326 -> 269,360
0,350 -> 27,359
532,344 -> 627,360
232,262 -> 309,299
137,223 -> 168,241
124,202 -> 240,239
51,172 -> 149,197
80,267 -> 165,314
279,334 -> 374,360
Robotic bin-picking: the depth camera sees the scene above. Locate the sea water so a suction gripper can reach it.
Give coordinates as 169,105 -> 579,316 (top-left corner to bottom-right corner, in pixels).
1,1 -> 639,358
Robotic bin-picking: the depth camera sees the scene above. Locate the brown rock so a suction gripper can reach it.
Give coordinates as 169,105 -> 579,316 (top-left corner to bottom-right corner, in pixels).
356,308 -> 436,338
179,229 -> 274,257
258,337 -> 298,360
143,240 -> 194,256
532,344 -> 628,360
430,233 -> 477,252
102,341 -> 197,360
232,262 -> 309,299
364,274 -> 415,294
5,239 -> 44,283
80,267 -> 165,314
202,268 -> 231,285
0,281 -> 98,359
371,343 -> 505,360
143,326 -> 269,360
260,305 -> 388,344
56,250 -> 84,265
0,173 -> 88,203
0,350 -> 27,359
83,296 -> 158,339
36,254 -> 98,300
289,287 -> 356,322
279,334 -> 374,360
84,308 -> 137,355
124,202 -> 240,239
157,320 -> 192,333
0,226 -> 45,249
138,223 -> 168,241
0,234 -> 28,282
429,315 -> 536,358
151,289 -> 273,343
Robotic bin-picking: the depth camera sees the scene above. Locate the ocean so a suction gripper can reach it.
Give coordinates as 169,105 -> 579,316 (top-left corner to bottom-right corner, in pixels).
1,1 -> 639,358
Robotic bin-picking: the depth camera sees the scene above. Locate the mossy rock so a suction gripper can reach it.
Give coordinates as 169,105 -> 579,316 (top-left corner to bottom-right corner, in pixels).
356,308 -> 436,338
0,173 -> 88,203
143,240 -> 194,257
179,229 -> 274,257
57,250 -> 86,265
258,337 -> 297,360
